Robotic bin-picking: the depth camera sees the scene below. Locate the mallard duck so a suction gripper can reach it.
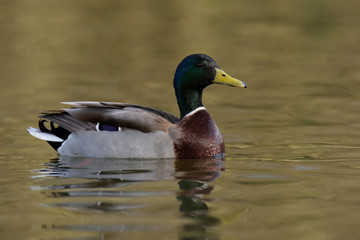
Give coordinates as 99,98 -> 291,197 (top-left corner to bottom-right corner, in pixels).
28,54 -> 247,159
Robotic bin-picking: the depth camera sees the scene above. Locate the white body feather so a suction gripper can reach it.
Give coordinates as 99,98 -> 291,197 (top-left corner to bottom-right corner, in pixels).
58,130 -> 175,159
27,127 -> 64,142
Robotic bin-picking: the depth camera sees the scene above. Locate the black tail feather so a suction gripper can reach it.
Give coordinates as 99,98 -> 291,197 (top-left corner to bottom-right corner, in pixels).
39,120 -> 71,151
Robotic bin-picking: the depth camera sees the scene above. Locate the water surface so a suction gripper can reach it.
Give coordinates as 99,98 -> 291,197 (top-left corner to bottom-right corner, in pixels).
1,0 -> 359,239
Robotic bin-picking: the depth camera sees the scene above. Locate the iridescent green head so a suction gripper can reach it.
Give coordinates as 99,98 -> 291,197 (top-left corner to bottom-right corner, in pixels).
173,54 -> 247,119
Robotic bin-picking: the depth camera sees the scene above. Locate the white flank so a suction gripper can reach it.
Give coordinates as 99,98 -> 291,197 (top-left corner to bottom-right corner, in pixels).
185,107 -> 206,117
58,130 -> 175,159
27,127 -> 64,142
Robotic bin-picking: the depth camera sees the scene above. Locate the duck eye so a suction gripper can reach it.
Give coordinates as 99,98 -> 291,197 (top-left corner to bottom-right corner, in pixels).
196,63 -> 204,67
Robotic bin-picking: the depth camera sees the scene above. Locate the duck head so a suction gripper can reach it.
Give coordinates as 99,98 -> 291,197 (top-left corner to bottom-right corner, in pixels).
173,54 -> 247,119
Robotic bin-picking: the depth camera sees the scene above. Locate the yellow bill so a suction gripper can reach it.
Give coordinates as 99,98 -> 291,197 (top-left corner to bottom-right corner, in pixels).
214,68 -> 247,88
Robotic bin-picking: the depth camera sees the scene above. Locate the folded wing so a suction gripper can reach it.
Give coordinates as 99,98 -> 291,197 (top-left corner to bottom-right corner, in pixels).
41,101 -> 179,133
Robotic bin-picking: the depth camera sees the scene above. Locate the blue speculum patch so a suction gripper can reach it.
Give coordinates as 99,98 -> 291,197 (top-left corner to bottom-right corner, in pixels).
97,123 -> 119,131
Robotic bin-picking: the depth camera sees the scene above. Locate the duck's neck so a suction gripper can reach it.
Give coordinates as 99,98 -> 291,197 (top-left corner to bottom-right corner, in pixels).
176,89 -> 204,119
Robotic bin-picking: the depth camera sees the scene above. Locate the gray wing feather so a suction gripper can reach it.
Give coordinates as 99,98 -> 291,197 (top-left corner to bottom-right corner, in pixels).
41,102 -> 179,133
40,111 -> 96,132
62,102 -> 179,124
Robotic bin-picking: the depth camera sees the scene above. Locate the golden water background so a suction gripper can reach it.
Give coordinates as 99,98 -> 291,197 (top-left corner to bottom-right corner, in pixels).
0,1 -> 359,239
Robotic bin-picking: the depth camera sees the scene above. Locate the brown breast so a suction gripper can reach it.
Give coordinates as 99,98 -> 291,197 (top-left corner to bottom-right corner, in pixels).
172,108 -> 225,158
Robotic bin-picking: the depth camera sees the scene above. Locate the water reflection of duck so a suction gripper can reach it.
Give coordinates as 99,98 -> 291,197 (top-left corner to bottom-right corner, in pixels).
28,54 -> 246,159
37,156 -> 224,210
175,157 -> 224,239
43,156 -> 224,183
35,156 -> 224,239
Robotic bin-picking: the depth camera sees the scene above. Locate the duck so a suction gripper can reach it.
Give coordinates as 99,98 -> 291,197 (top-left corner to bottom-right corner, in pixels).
28,54 -> 247,159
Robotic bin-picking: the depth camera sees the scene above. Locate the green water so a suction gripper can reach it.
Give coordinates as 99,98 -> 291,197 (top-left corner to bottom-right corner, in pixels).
1,0 -> 360,239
